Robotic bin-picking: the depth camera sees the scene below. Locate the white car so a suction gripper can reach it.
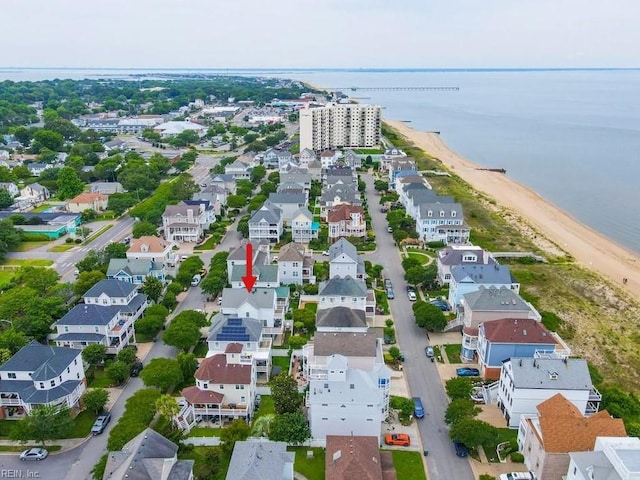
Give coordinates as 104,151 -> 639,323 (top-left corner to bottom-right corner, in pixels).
499,473 -> 535,480
408,291 -> 417,301
387,226 -> 393,233
321,251 -> 330,256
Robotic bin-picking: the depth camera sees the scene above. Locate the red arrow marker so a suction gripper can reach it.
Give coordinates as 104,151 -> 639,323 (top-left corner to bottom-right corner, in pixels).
241,243 -> 257,292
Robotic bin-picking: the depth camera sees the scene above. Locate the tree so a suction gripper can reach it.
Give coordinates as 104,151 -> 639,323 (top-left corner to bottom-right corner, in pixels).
270,373 -> 302,414
116,347 -> 137,365
73,270 -> 106,296
14,266 -> 60,295
163,319 -> 201,351
292,309 -> 315,333
141,276 -> 163,303
388,346 -> 402,362
177,352 -> 199,380
0,219 -> 22,261
173,310 -> 209,328
33,129 -> 64,151
56,166 -> 85,200
413,301 -> 447,331
220,418 -> 251,454
10,405 -> 73,446
155,394 -> 180,420
250,165 -> 266,183
82,343 -> 107,368
132,221 -> 158,238
0,348 -> 12,365
105,360 -> 130,385
251,414 -> 274,437
449,418 -> 497,451
445,377 -> 474,401
0,189 -> 14,208
0,328 -> 29,354
103,242 -> 128,260
226,195 -> 246,209
135,314 -> 165,336
75,249 -> 104,273
82,388 -> 110,415
445,399 -> 481,425
140,358 -> 183,392
176,256 -> 204,287
405,265 -> 426,286
268,412 -> 311,445
374,180 -> 389,192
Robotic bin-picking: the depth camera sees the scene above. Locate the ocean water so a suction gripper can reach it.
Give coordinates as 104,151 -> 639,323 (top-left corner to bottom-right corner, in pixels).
2,68 -> 639,253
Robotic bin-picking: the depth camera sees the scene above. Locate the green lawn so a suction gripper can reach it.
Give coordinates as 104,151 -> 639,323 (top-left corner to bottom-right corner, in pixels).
253,395 -> 275,420
193,235 -> 220,251
0,271 -> 15,288
178,445 -> 230,480
432,345 -> 445,363
48,244 -> 75,252
407,251 -> 431,265
391,450 -> 427,480
188,427 -> 222,437
0,445 -> 61,452
4,258 -> 54,266
353,148 -> 384,154
0,419 -> 17,437
62,410 -> 95,438
289,446 -> 326,480
89,368 -> 113,388
30,203 -> 52,213
12,241 -> 50,252
443,343 -> 462,364
304,302 -> 317,313
192,342 -> 209,358
272,356 -> 291,372
482,428 -> 518,463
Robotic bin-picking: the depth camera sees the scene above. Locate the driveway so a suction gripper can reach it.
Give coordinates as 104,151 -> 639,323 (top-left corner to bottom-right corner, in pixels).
362,173 -> 474,480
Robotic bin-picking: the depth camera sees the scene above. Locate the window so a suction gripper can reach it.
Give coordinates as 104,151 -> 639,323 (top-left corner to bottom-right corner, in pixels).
7,373 -> 16,379
50,380 -> 55,387
220,385 -> 224,389
64,326 -> 69,333
74,358 -> 78,365
77,373 -> 80,379
39,382 -> 44,389
350,384 -> 355,389
67,367 -> 70,374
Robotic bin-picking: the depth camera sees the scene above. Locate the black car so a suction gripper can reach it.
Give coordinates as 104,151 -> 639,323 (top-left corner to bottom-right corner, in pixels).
453,440 -> 468,457
406,285 -> 416,293
130,361 -> 144,377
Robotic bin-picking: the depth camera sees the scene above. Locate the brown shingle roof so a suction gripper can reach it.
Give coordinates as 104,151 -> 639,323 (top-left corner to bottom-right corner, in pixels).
314,332 -> 379,357
69,192 -> 108,203
482,318 -> 552,344
182,386 -> 224,405
277,242 -> 306,262
534,394 -> 626,453
128,235 -> 169,254
194,354 -> 252,384
326,435 -> 389,480
327,204 -> 365,223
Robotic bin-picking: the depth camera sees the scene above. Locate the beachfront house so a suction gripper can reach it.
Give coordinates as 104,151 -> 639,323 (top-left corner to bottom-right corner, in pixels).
565,437 -> 640,480
415,201 -> 470,245
448,264 -> 520,314
436,245 -> 496,285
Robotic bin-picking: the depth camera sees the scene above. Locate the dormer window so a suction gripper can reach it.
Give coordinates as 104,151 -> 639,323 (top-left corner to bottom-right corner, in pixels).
428,211 -> 433,217
451,211 -> 457,217
440,210 -> 445,217
548,371 -> 559,380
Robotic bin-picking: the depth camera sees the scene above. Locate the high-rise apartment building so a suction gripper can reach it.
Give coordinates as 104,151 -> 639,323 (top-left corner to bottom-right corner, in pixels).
299,103 -> 381,152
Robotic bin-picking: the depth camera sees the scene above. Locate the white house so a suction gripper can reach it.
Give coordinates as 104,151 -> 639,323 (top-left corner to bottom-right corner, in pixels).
53,280 -> 148,354
298,148 -> 316,168
318,276 -> 376,322
0,341 -> 85,418
497,357 -> 601,428
319,150 -> 338,168
225,159 -> 252,180
566,437 -> 640,480
277,242 -> 315,285
436,245 -> 496,285
290,207 -> 319,243
415,202 -> 470,245
127,235 -> 177,266
218,287 -> 289,338
328,238 -> 366,281
0,182 -> 19,198
162,202 -> 207,243
248,203 -> 283,243
267,193 -> 307,226
449,264 -> 520,313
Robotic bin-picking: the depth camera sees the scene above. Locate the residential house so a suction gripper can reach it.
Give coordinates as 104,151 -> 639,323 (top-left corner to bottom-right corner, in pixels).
290,207 -> 319,243
107,258 -> 165,285
219,287 -> 287,338
277,242 -> 316,285
102,428 -> 194,480
177,350 -> 256,430
316,306 -> 367,333
230,263 -> 279,289
0,182 -> 19,198
403,186 -> 452,220
66,192 -> 109,213
326,435 -> 397,480
182,199 -> 215,230
267,193 -> 307,225
380,148 -> 406,171
225,159 -> 252,180
210,174 -> 237,195
195,184 -> 227,216
318,184 -> 360,220
278,153 -> 298,173
15,182 -> 50,207
456,286 -> 542,358
280,171 -> 311,191
328,238 -> 366,281
319,149 -> 338,168
276,183 -> 307,201
449,264 -> 520,314
248,203 -> 283,243
396,177 -> 433,209
162,202 -> 206,243
262,148 -> 290,169
318,276 -> 375,322
476,318 -> 557,378
327,204 -> 366,242
207,317 -> 272,380
102,138 -> 126,152
127,235 -> 177,266
0,341 -> 85,418
497,357 -> 601,428
226,240 -> 272,283
89,182 -> 124,195
226,440 -> 294,480
27,162 -> 52,177
304,346 -> 391,441
388,158 -> 417,186
518,394 -> 626,480
566,436 -> 640,480
342,149 -> 362,169
306,159 -> 323,181
323,166 -> 356,187
298,148 -> 317,168
53,280 -> 148,354
415,201 -> 470,245
436,245 -> 496,285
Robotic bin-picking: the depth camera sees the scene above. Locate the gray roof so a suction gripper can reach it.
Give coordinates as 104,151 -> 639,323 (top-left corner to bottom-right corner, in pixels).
277,242 -> 306,262
569,451 -> 620,480
0,379 -> 82,404
212,174 -> 235,183
107,259 -> 162,277
226,440 -> 294,480
316,307 -> 366,329
249,203 -> 281,225
319,277 -> 367,297
0,341 -> 80,380
163,203 -> 201,217
320,184 -> 358,203
281,172 -> 311,185
291,206 -> 313,221
324,167 -> 353,176
268,192 -> 306,204
229,240 -> 265,261
84,279 -> 137,298
230,264 -> 278,283
55,333 -> 106,342
390,159 -> 416,170
407,190 -> 454,205
103,428 -> 193,480
507,357 -> 593,391
328,238 -> 358,262
313,332 -> 379,357
438,246 -> 495,267
451,264 -> 516,285
418,202 -> 464,221
118,293 -> 148,314
463,286 -> 531,311
57,304 -> 121,326
208,317 -> 264,343
221,288 -> 276,310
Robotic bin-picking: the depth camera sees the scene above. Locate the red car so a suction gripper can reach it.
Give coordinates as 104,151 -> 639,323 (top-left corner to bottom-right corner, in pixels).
384,433 -> 411,446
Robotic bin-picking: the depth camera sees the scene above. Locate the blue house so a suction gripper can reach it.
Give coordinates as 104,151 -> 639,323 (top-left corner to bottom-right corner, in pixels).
476,318 -> 557,379
107,259 -> 165,285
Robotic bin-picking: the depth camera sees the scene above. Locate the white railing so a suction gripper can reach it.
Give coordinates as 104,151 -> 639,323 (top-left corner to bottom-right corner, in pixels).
0,398 -> 22,406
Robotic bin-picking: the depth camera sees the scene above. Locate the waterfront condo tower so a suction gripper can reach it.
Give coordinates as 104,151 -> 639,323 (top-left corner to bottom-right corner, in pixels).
299,103 -> 382,152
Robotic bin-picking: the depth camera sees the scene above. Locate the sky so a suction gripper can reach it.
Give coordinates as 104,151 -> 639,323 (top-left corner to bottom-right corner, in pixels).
2,0 -> 640,69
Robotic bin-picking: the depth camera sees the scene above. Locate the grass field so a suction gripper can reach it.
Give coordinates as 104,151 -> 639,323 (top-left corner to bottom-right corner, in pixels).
391,450 -> 427,480
443,344 -> 462,364
253,395 -> 275,420
30,204 -> 52,213
48,244 -> 75,252
193,235 -> 219,250
482,428 -> 518,463
289,447 -> 326,480
12,241 -> 49,252
0,271 -> 15,287
4,258 -> 54,266
88,368 -> 112,388
83,224 -> 113,244
272,356 -> 291,372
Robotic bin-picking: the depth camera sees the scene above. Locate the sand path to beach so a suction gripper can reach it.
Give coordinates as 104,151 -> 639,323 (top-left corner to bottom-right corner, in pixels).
386,120 -> 640,300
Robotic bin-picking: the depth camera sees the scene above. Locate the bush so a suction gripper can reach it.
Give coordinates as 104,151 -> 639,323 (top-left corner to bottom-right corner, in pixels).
106,388 -> 161,451
65,237 -> 74,244
287,335 -> 307,349
510,452 -> 525,463
427,240 -> 445,248
302,284 -> 318,295
75,238 -> 82,244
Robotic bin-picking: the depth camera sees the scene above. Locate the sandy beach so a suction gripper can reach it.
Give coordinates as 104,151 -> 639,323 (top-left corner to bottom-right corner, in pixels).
385,120 -> 640,300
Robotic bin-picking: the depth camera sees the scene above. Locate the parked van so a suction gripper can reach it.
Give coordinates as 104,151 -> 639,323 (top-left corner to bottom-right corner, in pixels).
499,472 -> 535,480
191,274 -> 202,287
412,397 -> 425,419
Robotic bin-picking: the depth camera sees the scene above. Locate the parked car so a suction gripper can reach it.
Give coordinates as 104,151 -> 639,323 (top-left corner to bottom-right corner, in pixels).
425,346 -> 434,358
272,256 -> 278,262
130,361 -> 144,377
407,291 -> 417,301
191,274 -> 202,287
406,285 -> 416,293
453,440 -> 469,458
384,433 -> 411,446
499,472 -> 535,480
387,226 -> 393,233
430,300 -> 450,311
456,367 -> 480,377
91,412 -> 112,435
321,250 -> 330,256
413,397 -> 425,419
384,279 -> 393,289
386,288 -> 395,300
20,448 -> 48,461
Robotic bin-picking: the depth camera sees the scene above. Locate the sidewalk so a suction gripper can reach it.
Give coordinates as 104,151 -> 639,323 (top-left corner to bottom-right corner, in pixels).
0,437 -> 89,454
